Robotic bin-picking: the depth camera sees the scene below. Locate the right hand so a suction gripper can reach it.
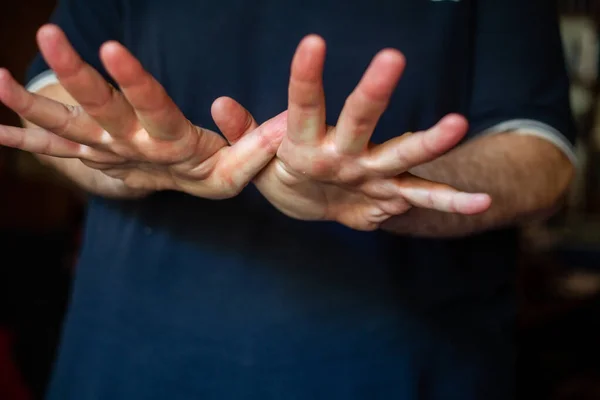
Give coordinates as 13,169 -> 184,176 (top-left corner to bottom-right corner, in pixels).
212,36 -> 491,231
0,25 -> 286,199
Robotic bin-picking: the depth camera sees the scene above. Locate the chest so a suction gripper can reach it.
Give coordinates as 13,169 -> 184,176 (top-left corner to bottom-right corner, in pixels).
121,0 -> 476,139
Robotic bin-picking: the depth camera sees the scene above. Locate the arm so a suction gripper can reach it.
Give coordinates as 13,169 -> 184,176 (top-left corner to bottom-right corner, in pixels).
381,133 -> 574,237
1,25 -> 285,201
382,0 -> 577,237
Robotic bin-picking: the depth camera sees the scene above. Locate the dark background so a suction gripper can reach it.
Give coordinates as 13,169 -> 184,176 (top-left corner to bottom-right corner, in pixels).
0,1 -> 598,399
0,2 -> 82,399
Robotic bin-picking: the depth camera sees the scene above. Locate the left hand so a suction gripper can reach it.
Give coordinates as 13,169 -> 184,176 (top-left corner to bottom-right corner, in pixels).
0,25 -> 285,200
212,35 -> 491,231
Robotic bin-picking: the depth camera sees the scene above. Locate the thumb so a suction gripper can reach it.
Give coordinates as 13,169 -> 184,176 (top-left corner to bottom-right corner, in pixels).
208,99 -> 288,196
211,96 -> 258,143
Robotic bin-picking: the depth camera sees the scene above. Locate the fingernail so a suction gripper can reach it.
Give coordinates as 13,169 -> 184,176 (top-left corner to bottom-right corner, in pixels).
472,193 -> 491,204
456,193 -> 491,214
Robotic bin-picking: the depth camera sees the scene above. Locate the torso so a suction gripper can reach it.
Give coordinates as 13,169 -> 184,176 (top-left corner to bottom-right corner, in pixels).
48,1 -> 516,398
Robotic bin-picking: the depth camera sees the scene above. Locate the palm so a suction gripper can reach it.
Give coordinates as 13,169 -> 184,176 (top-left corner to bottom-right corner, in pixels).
261,137 -> 414,230
61,117 -> 227,196
0,25 -> 283,199
265,157 -> 412,229
214,35 -> 491,231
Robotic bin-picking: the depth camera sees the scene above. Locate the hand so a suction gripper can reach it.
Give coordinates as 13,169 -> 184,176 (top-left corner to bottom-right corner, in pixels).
212,35 -> 491,231
0,25 -> 285,199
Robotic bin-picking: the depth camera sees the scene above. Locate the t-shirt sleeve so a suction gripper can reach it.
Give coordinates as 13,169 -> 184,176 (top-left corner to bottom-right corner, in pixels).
26,0 -> 123,85
466,0 -> 577,162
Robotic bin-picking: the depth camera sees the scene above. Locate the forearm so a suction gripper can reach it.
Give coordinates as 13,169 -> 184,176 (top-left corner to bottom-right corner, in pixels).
381,133 -> 575,238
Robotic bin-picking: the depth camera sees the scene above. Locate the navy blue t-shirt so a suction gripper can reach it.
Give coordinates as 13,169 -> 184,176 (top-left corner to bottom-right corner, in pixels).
27,0 -> 575,399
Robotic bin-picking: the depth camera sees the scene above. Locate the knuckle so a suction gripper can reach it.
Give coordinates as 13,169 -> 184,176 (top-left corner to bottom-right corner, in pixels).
392,146 -> 413,170
39,135 -> 53,155
257,132 -> 277,154
53,104 -> 80,135
135,138 -> 194,165
343,94 -> 360,111
85,85 -> 119,116
124,179 -> 144,190
337,166 -> 365,185
425,191 -> 435,208
420,132 -> 445,158
19,92 -> 36,116
122,175 -> 148,191
82,159 -> 110,170
346,113 -> 373,133
242,112 -> 255,134
256,126 -> 283,154
220,182 -> 242,198
212,169 -> 243,199
384,199 -> 410,216
309,156 -> 336,178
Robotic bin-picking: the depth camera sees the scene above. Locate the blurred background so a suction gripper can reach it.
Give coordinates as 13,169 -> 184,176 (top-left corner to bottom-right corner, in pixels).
0,1 -> 599,399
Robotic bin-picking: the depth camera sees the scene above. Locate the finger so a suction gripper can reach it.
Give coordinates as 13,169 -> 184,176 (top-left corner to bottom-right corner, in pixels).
211,96 -> 259,144
335,49 -> 405,155
364,114 -> 468,176
36,25 -> 138,137
396,175 -> 491,215
210,111 -> 287,194
0,68 -> 106,146
287,35 -> 327,145
100,41 -> 193,141
0,124 -> 122,163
